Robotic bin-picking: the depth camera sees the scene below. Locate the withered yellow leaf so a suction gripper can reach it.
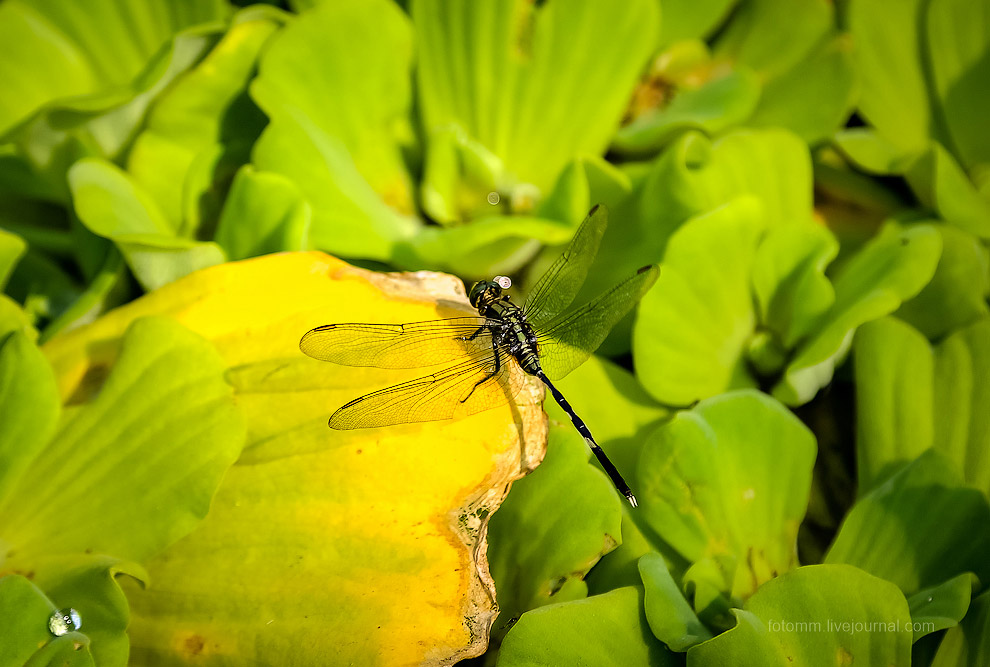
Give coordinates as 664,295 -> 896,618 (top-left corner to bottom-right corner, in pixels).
43,252 -> 547,665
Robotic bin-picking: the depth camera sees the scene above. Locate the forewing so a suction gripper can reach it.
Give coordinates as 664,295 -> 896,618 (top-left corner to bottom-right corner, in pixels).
536,265 -> 660,380
300,317 -> 492,368
328,347 -> 531,429
524,204 -> 608,327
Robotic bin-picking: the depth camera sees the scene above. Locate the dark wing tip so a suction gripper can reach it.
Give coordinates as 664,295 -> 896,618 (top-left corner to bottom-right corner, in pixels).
589,203 -> 601,215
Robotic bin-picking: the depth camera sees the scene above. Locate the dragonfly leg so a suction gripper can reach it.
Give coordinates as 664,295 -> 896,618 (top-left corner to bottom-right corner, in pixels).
459,324 -> 490,342
461,338 -> 502,403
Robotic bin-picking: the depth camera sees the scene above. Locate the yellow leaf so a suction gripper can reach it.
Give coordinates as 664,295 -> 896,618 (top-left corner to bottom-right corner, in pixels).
43,252 -> 547,665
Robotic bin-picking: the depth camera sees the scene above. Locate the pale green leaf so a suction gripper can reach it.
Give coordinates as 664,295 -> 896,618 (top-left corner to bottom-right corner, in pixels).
635,391 -> 816,598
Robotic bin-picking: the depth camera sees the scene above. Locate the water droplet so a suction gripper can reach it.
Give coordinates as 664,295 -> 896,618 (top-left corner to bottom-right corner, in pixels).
48,608 -> 81,636
487,191 -> 500,205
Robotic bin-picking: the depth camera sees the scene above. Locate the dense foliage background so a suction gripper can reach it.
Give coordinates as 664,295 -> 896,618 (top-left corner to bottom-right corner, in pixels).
1,0 -> 989,665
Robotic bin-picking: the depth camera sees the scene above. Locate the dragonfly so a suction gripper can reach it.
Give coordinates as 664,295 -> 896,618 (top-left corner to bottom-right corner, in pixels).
300,205 -> 659,507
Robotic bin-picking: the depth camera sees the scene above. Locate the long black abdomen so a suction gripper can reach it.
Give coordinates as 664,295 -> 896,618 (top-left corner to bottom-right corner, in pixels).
537,371 -> 637,507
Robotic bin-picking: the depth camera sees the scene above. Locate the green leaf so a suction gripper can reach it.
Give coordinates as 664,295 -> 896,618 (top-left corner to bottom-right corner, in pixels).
934,318 -> 990,495
251,0 -> 418,262
907,573 -> 976,641
40,249 -> 129,344
825,449 -> 990,594
0,0 -> 227,136
926,0 -> 990,170
751,222 -> 838,350
487,426 -> 623,630
401,214 -> 573,279
634,198 -> 765,405
746,34 -> 857,144
658,0 -> 737,46
907,142 -> 990,239
687,565 -> 912,666
774,222 -> 941,405
639,552 -> 713,651
583,129 -> 813,321
0,330 -> 59,508
931,589 -> 990,667
833,127 -> 914,175
414,0 -> 658,197
635,391 -> 817,598
68,158 -> 225,290
5,249 -> 83,329
214,167 -> 312,261
853,316 -> 935,493
896,224 -> 990,339
714,0 -> 831,80
544,355 -> 667,477
613,67 -> 761,156
855,315 -> 990,498
28,554 -> 146,667
847,0 -> 933,154
127,8 -> 282,228
0,575 -> 60,666
0,294 -> 36,341
252,112 -> 417,264
0,316 -> 245,563
498,587 -> 676,667
0,227 -> 26,290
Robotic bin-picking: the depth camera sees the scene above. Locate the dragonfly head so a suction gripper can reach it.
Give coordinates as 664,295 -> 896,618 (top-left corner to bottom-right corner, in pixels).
468,276 -> 512,313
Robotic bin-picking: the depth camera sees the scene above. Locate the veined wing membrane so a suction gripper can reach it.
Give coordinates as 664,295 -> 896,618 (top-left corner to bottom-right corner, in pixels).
329,346 -> 530,429
524,204 -> 608,328
300,317 -> 492,368
536,265 -> 660,380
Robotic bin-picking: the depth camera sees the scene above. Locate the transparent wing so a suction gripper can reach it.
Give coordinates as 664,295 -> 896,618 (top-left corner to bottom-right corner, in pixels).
536,265 -> 660,380
328,346 -> 530,429
524,204 -> 609,328
299,317 -> 493,369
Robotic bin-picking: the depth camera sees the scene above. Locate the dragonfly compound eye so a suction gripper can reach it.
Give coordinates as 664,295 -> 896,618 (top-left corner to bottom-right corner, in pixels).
468,280 -> 504,309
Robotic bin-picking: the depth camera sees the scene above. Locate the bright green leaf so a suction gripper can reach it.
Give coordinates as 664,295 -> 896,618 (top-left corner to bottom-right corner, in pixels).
414,0 -> 658,197
714,0 -> 831,79
658,0 -> 737,45
635,391 -> 816,598
487,426 -> 622,630
0,331 -> 59,508
934,318 -> 990,495
896,224 -> 990,339
29,553 -> 146,667
826,449 -> 990,595
751,222 -> 838,350
907,142 -> 990,239
854,316 -> 934,493
215,167 -> 311,261
907,573 -> 976,641
68,158 -> 225,290
127,8 -> 282,228
854,315 -> 990,499
613,68 -> 761,157
847,0 -> 933,154
0,316 -> 245,563
498,587 -> 676,667
687,565 -> 912,667
0,575 -> 60,666
926,0 -> 990,169
746,34 -> 857,144
251,0 -> 418,262
634,198 -> 765,405
774,222 -> 941,405
639,552 -> 713,651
